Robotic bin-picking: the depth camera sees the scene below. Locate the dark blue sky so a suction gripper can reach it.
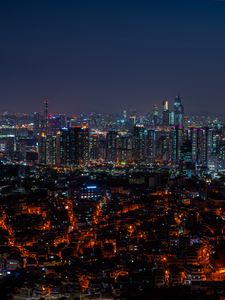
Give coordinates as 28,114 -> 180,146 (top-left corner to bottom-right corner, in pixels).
0,0 -> 225,114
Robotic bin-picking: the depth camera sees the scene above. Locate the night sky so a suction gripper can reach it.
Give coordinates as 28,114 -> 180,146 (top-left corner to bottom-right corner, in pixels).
1,0 -> 225,114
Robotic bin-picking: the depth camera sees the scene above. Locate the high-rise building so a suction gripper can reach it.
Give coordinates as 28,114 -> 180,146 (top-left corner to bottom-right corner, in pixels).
180,139 -> 192,163
72,125 -> 89,165
38,99 -> 49,164
154,129 -> 171,162
128,109 -> 137,128
187,127 -> 212,168
59,126 -> 90,166
218,139 -> 225,173
133,125 -> 155,163
196,128 -> 209,166
38,132 -> 47,164
117,131 -> 133,162
171,126 -> 183,163
162,100 -> 170,126
106,130 -> 133,163
33,112 -> 41,135
59,128 -> 70,165
106,130 -> 118,162
152,104 -> 160,126
39,98 -> 49,133
89,131 -> 99,161
180,139 -> 193,175
173,96 -> 184,128
46,134 -> 60,165
186,127 -> 198,163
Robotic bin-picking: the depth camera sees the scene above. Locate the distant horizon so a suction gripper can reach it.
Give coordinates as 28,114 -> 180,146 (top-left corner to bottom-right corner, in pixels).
0,94 -> 224,116
0,106 -> 225,117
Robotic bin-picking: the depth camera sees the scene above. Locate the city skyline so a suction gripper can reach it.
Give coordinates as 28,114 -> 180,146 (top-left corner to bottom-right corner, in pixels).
1,95 -> 225,116
1,1 -> 225,299
1,0 -> 225,114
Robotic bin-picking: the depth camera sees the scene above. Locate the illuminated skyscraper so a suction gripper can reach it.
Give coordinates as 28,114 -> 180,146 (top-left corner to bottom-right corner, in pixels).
152,104 -> 160,125
133,125 -> 155,162
173,96 -> 184,128
59,126 -> 90,166
187,127 -> 212,168
180,139 -> 192,162
38,132 -> 47,164
46,134 -> 60,165
38,98 -> 49,164
44,98 -> 48,133
171,125 -> 183,163
106,130 -> 133,163
59,127 -> 70,165
106,130 -> 118,162
196,127 -> 209,166
162,100 -> 170,126
89,131 -> 99,161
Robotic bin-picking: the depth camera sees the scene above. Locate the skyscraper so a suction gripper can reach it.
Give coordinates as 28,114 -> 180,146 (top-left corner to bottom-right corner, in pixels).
152,104 -> 160,126
162,100 -> 170,126
43,98 -> 48,133
72,125 -> 90,165
89,131 -> 99,161
173,96 -> 184,128
46,134 -> 60,165
38,132 -> 47,164
59,127 -> 70,165
180,139 -> 192,162
33,112 -> 41,135
171,125 -> 183,163
59,126 -> 90,166
154,129 -> 171,162
106,130 -> 118,162
38,99 -> 49,164
133,125 -> 154,163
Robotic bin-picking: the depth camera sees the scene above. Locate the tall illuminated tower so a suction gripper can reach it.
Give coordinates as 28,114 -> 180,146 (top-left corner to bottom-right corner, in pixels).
38,98 -> 49,165
44,98 -> 48,133
173,95 -> 184,128
152,104 -> 160,125
162,99 -> 170,126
